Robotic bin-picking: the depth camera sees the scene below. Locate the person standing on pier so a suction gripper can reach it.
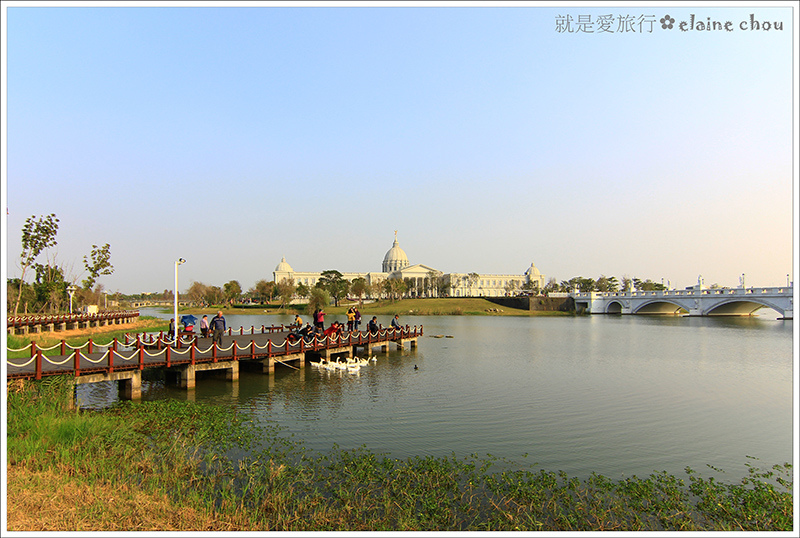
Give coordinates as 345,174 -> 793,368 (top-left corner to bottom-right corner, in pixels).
347,307 -> 356,332
315,307 -> 326,331
354,307 -> 361,331
210,311 -> 226,347
200,315 -> 209,338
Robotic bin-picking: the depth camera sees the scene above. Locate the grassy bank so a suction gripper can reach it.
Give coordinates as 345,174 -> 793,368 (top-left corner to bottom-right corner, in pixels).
172,297 -> 571,318
6,378 -> 793,532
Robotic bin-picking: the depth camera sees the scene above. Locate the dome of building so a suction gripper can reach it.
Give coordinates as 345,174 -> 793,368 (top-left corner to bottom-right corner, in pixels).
382,233 -> 410,273
275,256 -> 294,273
524,262 -> 541,278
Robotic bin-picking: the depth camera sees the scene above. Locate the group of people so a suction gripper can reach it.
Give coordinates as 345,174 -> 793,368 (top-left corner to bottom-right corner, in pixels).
290,310 -> 403,341
173,309 -> 402,346
170,311 -> 227,345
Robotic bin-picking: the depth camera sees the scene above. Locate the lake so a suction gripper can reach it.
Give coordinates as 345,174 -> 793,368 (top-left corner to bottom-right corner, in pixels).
78,308 -> 794,483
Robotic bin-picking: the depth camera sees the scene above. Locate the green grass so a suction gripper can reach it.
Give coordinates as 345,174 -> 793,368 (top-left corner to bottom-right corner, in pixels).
6,378 -> 793,531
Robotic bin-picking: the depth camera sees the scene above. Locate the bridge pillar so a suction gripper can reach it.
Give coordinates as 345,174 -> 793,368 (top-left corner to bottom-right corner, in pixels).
180,365 -> 196,389
119,371 -> 142,400
226,361 -> 239,381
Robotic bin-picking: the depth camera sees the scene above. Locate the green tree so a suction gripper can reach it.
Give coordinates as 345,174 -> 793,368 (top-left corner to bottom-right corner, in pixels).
254,279 -> 275,303
350,277 -> 367,305
307,287 -> 331,313
223,280 -> 242,303
317,270 -> 349,307
81,243 -> 114,290
295,282 -> 310,299
14,214 -> 59,316
33,262 -> 68,313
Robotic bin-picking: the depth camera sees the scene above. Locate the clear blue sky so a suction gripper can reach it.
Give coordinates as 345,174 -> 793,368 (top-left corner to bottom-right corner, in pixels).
2,2 -> 797,294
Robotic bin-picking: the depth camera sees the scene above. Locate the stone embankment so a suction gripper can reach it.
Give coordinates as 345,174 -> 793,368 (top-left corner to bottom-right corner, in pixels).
484,296 -> 575,312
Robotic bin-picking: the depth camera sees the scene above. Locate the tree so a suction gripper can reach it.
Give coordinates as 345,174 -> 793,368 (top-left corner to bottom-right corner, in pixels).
350,277 -> 367,305
187,281 -> 209,305
81,243 -> 114,290
223,280 -> 242,303
504,279 -> 520,296
543,277 -> 559,295
206,286 -> 225,305
276,278 -> 296,309
254,279 -> 275,303
435,275 -> 451,297
383,278 -> 407,302
14,214 -> 59,316
317,270 -> 349,307
295,282 -> 310,299
467,272 -> 480,296
307,287 -> 330,313
620,276 -> 633,292
33,262 -> 68,313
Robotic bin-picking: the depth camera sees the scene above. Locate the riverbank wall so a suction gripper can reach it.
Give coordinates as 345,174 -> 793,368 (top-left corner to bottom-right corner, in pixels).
484,296 -> 575,312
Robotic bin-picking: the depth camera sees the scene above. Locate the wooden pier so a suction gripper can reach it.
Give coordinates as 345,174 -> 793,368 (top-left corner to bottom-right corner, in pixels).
6,324 -> 422,405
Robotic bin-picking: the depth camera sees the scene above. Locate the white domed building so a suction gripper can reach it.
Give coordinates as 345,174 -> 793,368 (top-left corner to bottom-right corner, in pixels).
272,232 -> 546,298
382,233 -> 410,272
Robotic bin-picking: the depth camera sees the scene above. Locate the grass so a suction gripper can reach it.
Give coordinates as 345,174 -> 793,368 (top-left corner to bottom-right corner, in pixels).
5,377 -> 793,532
174,298 -> 570,318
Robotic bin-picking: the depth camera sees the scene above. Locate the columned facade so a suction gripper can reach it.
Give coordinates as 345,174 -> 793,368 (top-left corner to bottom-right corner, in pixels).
272,234 -> 546,298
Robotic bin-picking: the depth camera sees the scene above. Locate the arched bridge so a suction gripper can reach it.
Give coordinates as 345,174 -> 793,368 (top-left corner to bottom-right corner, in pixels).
570,286 -> 793,319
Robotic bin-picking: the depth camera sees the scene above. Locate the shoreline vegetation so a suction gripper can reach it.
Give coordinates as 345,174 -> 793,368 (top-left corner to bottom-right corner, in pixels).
6,378 -> 793,531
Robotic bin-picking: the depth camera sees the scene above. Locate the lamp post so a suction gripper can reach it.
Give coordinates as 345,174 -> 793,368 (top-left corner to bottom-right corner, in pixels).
741,273 -> 746,289
66,284 -> 77,314
174,258 -> 186,341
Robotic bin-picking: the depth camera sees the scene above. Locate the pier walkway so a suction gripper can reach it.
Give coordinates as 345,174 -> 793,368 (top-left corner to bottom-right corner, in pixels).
6,324 -> 422,402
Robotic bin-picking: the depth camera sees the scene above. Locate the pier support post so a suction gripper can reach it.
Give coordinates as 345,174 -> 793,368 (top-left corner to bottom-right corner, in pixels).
119,371 -> 142,400
226,361 -> 239,381
260,358 -> 275,375
180,364 -> 196,389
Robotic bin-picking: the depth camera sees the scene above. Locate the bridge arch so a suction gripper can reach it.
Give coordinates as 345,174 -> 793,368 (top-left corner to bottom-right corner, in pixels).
632,300 -> 688,315
606,301 -> 623,314
705,299 -> 785,317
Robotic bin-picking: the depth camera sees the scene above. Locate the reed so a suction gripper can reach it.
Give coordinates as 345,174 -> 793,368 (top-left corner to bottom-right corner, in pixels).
6,378 -> 793,532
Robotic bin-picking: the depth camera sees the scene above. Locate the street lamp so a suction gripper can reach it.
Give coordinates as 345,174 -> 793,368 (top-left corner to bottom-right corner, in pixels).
174,258 -> 186,341
66,284 -> 77,314
741,273 -> 746,289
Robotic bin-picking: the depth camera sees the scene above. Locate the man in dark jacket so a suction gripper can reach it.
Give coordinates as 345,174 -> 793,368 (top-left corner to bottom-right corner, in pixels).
210,311 -> 226,346
368,316 -> 379,334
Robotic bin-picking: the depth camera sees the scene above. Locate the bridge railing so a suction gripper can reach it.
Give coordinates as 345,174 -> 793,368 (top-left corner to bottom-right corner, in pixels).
7,324 -> 424,380
7,310 -> 140,329
572,286 -> 792,299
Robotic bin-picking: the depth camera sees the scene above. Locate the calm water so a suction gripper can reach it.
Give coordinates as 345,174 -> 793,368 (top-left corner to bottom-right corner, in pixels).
79,308 -> 794,482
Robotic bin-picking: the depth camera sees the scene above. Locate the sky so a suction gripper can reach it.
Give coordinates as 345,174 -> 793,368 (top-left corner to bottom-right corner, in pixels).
2,1 -> 797,295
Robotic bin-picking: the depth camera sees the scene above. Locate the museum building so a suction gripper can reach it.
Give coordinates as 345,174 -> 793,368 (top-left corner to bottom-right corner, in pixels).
273,233 -> 546,297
